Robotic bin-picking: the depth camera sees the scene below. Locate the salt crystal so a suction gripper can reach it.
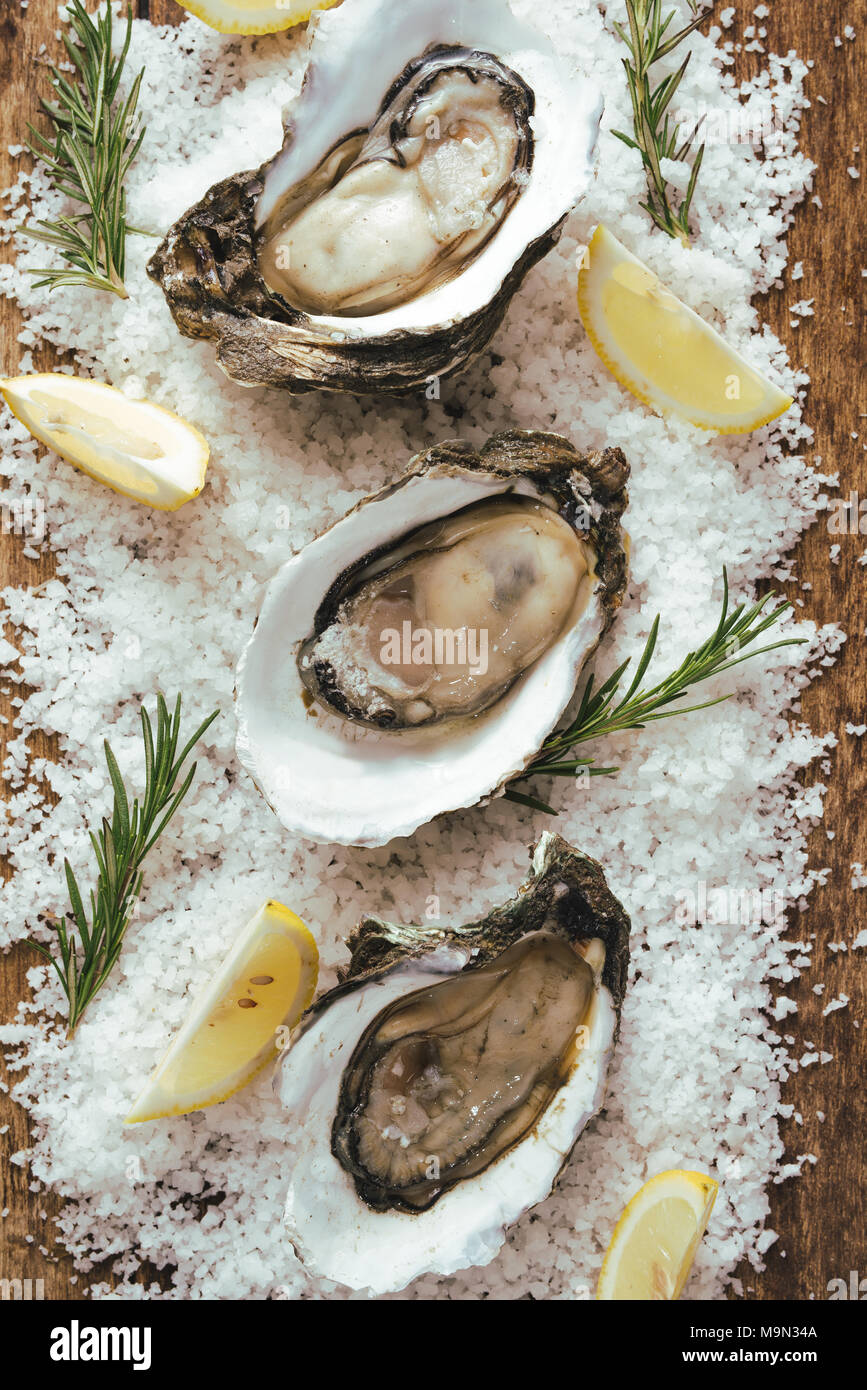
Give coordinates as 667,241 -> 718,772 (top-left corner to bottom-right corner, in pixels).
821,994 -> 849,1017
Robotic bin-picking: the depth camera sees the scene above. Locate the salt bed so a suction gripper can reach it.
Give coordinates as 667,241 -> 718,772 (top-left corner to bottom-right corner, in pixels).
0,0 -> 848,1299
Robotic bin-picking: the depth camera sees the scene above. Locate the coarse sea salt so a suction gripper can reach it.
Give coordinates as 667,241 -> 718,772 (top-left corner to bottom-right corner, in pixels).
821,995 -> 849,1018
0,3 -> 842,1300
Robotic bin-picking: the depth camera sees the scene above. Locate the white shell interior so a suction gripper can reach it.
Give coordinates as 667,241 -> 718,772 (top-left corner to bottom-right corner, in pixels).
277,942 -> 617,1294
234,466 -> 607,847
255,0 -> 602,338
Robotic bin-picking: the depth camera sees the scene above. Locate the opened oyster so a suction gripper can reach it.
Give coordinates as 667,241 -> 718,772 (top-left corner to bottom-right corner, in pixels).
148,0 -> 602,393
298,493 -> 594,730
257,48 -> 533,318
235,431 -> 629,847
277,833 -> 631,1293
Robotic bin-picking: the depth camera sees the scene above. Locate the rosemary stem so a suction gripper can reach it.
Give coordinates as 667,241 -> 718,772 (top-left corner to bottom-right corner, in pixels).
612,0 -> 711,242
23,1 -> 145,298
32,695 -> 218,1037
507,570 -> 804,811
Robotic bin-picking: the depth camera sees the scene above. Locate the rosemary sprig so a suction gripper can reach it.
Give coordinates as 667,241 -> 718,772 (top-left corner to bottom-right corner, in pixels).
22,0 -> 145,297
612,0 -> 710,243
32,695 -> 218,1037
507,571 -> 804,815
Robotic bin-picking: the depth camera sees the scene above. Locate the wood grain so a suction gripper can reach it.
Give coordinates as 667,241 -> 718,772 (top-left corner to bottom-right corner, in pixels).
1,0 -> 864,1300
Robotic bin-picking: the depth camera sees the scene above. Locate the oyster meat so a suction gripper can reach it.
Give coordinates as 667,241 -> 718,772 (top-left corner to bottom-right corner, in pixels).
299,495 -> 593,729
278,833 -> 631,1293
333,932 -> 596,1212
235,431 -> 629,847
258,50 -> 532,317
147,0 -> 602,394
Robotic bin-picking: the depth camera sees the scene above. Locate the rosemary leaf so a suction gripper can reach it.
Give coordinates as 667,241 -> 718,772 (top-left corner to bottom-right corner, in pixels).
22,0 -> 145,298
506,570 -> 804,811
611,0 -> 711,243
33,695 -> 218,1037
502,788 -> 559,816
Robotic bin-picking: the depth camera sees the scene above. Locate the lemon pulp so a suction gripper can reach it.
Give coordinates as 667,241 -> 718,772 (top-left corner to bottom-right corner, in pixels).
597,1169 -> 719,1301
125,901 -> 319,1122
578,224 -> 793,434
0,374 -> 209,511
179,0 -> 341,36
164,931 -> 307,1094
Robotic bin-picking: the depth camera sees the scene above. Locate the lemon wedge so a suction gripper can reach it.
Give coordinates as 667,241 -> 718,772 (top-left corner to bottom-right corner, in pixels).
125,901 -> 319,1123
596,1169 -> 719,1300
178,0 -> 341,35
0,374 -> 209,511
577,224 -> 793,434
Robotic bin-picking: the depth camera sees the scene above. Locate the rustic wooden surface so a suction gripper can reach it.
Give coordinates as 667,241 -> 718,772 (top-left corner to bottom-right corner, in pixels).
1,0 -> 864,1301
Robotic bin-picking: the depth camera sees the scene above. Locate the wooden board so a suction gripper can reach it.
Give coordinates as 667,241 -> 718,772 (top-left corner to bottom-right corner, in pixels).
1,0 -> 864,1301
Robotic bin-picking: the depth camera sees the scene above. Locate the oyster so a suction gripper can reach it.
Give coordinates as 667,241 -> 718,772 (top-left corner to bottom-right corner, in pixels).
277,833 -> 631,1293
235,431 -> 629,847
298,494 -> 593,729
257,50 -> 533,317
147,0 -> 602,394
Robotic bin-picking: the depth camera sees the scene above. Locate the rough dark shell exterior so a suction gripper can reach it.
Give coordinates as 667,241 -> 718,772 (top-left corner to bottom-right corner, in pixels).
303,430 -> 630,728
147,171 -> 564,395
307,832 -> 632,1027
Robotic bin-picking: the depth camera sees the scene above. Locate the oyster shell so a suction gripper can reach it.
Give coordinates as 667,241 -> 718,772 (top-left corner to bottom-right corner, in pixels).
277,833 -> 631,1293
235,431 -> 629,847
147,0 -> 602,394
